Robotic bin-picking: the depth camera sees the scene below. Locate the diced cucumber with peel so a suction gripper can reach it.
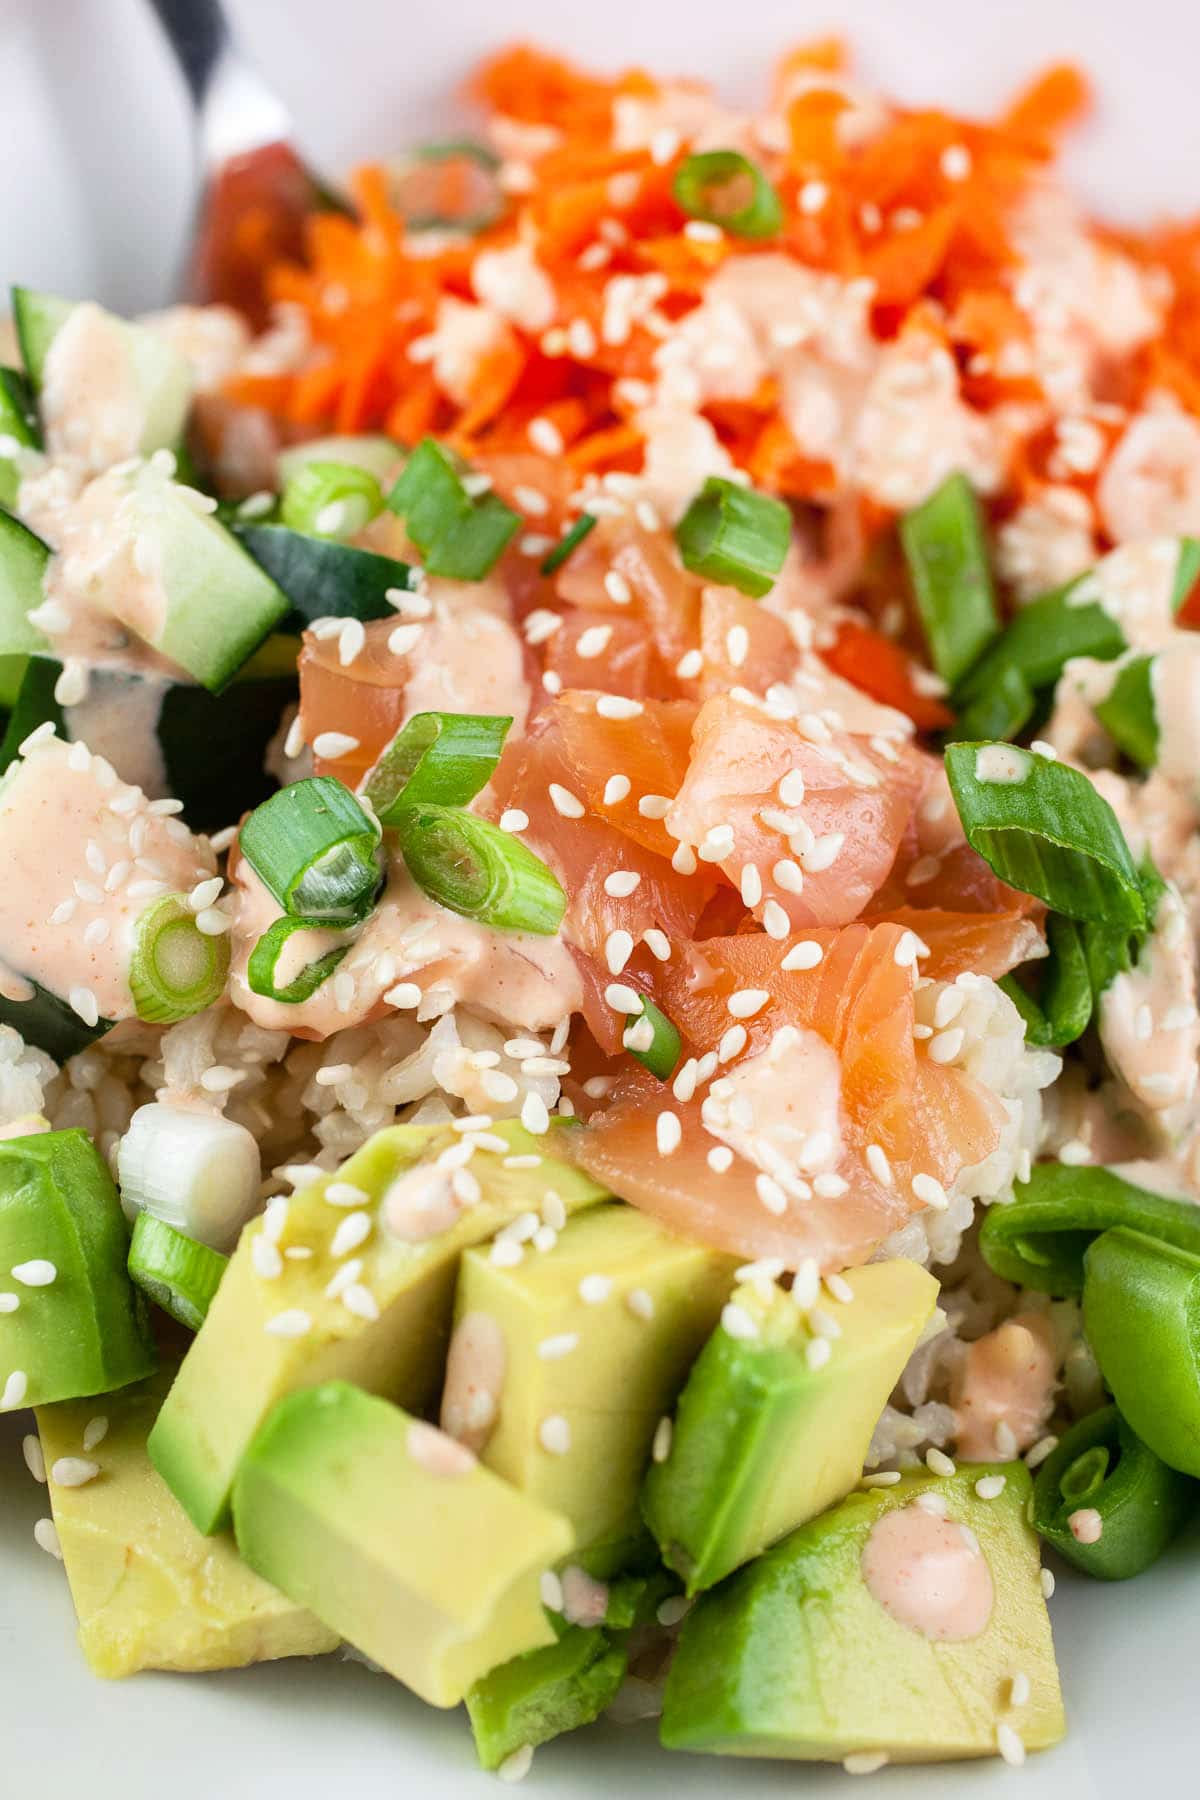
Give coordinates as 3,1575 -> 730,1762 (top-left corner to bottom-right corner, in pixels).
276,434 -> 403,486
12,287 -> 191,461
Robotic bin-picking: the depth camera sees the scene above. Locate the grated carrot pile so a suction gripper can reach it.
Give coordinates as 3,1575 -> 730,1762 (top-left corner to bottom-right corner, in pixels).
227,43 -> 1111,493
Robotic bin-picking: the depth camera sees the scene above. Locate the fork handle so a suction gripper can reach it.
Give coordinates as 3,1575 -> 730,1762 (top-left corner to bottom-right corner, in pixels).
147,0 -> 231,106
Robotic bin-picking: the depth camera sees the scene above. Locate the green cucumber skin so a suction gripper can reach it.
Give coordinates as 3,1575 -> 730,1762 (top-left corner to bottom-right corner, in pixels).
235,523 -> 416,626
0,507 -> 51,660
10,287 -> 74,388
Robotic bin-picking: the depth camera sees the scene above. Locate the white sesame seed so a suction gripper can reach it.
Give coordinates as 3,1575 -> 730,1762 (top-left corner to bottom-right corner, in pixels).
756,1173 -> 788,1215
912,1172 -> 949,1211
12,1260 -> 56,1287
342,1284 -> 380,1321
387,623 -> 424,657
843,1752 -> 890,1775
675,648 -> 703,679
866,1143 -> 894,1186
1041,1567 -> 1056,1599
707,1145 -> 734,1173
925,1446 -> 957,1477
576,625 -> 613,659
722,1302 -> 759,1341
34,1517 -> 63,1560
643,928 -> 671,962
1009,1672 -> 1031,1709
727,988 -> 769,1019
51,1456 -> 100,1488
539,1414 -> 572,1454
740,864 -> 763,908
312,731 -> 359,760
578,1273 -> 612,1305
603,774 -> 631,805
596,695 -> 644,720
996,1723 -> 1026,1767
1025,1435 -> 1058,1470
605,929 -> 635,975
656,1594 -> 692,1627
549,782 -> 585,818
330,1212 -> 372,1258
497,1745 -> 534,1784
781,938 -> 822,970
528,417 -> 564,457
652,1415 -> 673,1463
718,1024 -> 748,1062
656,1112 -> 682,1155
1,1370 -> 29,1410
499,808 -> 530,833
264,1310 -> 313,1338
806,1337 -> 832,1371
975,1474 -> 1007,1500
537,1333 -> 580,1362
860,1471 -> 903,1489
385,982 -> 423,1010
638,793 -> 672,819
521,1092 -> 551,1135
726,624 -> 749,668
928,1027 -> 965,1064
604,870 -> 642,897
604,983 -> 643,1015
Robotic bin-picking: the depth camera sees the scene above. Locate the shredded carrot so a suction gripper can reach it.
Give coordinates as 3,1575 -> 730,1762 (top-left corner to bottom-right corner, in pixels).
225,38 -> 1191,530
822,621 -> 955,731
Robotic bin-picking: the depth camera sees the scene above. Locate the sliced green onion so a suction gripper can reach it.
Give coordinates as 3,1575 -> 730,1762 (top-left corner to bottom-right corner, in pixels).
999,912 -> 1094,1047
944,741 -> 1145,929
978,1162 -> 1200,1297
1031,1404 -> 1195,1580
235,523 -> 418,625
1083,1228 -> 1200,1477
1172,537 -> 1200,612
396,805 -> 566,934
247,915 -> 352,1003
128,1211 -> 228,1332
672,150 -> 783,239
389,139 -> 502,233
1094,654 -> 1158,767
674,476 -> 791,599
622,996 -> 681,1081
0,656 -> 62,776
388,438 -> 520,580
129,895 -> 231,1024
280,460 -> 384,540
363,711 -> 512,822
947,660 -> 1034,744
540,513 -> 597,577
956,583 -> 1125,706
239,776 -> 381,922
899,473 -> 999,688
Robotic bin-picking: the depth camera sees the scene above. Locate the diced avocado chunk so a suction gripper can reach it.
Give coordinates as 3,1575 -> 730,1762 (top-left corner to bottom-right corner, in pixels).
466,1625 -> 629,1771
644,1260 -> 938,1593
233,1381 -> 572,1707
0,1129 -> 156,1409
36,1361 -> 337,1677
13,289 -> 191,466
276,434 -> 403,486
661,1463 -> 1065,1762
99,462 -> 289,691
447,1203 -> 736,1550
149,1121 -> 607,1535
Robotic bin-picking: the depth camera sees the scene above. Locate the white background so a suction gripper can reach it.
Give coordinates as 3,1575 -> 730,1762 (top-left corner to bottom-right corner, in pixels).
1,0 -> 1198,1793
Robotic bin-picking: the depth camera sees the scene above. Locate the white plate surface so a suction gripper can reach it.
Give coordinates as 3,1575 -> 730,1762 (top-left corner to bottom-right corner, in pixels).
2,1 -> 1197,1793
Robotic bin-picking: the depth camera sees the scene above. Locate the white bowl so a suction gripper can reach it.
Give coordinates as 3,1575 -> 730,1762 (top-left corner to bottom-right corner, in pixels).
2,1 -> 1196,1793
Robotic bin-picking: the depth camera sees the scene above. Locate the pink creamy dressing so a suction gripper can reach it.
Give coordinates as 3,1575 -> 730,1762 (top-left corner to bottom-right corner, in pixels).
381,1163 -> 465,1242
440,1311 -> 507,1454
229,859 -> 582,1037
953,1314 -> 1057,1461
560,1564 -> 610,1629
1068,1508 -> 1103,1545
861,1502 -> 995,1642
39,303 -> 154,473
701,1027 -> 845,1182
42,467 -> 171,650
1151,639 -> 1200,793
406,1419 -> 478,1479
1100,890 -> 1200,1116
0,737 -> 213,1016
